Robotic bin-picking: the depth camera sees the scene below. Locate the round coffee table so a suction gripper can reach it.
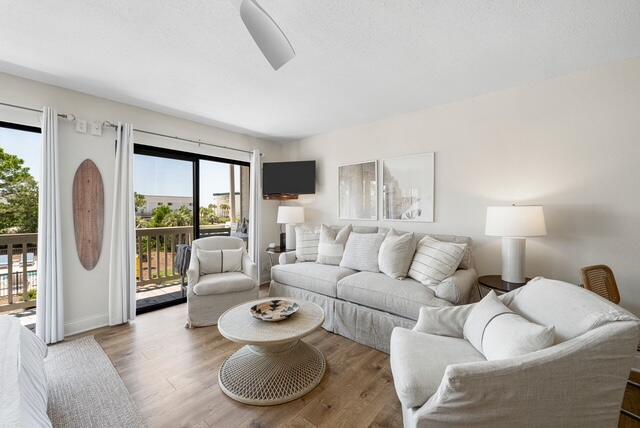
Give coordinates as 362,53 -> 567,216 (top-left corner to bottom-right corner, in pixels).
217,298 -> 326,406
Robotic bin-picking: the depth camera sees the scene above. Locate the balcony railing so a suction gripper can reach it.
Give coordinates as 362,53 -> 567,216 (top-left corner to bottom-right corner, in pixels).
0,233 -> 38,313
0,225 -> 231,313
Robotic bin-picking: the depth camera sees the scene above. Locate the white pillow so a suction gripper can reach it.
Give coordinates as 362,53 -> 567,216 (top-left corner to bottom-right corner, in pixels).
295,226 -> 319,262
340,232 -> 386,272
408,236 -> 467,285
378,229 -> 416,279
428,275 -> 463,304
197,248 -> 243,275
463,291 -> 555,360
317,224 -> 352,265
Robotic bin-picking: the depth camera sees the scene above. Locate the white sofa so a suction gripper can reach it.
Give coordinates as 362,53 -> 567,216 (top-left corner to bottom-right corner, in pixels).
269,226 -> 478,353
186,236 -> 259,327
0,316 -> 51,427
390,277 -> 640,428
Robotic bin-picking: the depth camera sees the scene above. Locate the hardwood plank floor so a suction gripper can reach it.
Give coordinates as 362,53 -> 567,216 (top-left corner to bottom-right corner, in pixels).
89,303 -> 403,428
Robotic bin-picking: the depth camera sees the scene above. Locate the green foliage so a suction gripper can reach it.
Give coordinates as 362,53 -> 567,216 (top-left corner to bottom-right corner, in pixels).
134,192 -> 146,212
0,148 -> 38,234
199,206 -> 223,226
26,288 -> 37,301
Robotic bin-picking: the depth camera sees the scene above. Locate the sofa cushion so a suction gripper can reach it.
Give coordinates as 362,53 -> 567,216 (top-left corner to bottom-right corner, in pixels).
464,291 -> 555,360
295,226 -> 319,262
317,224 -> 352,265
337,272 -> 451,320
390,328 -> 485,408
378,229 -> 416,279
408,236 -> 467,285
193,272 -> 255,296
340,232 -> 386,272
508,277 -> 638,343
271,262 -> 357,297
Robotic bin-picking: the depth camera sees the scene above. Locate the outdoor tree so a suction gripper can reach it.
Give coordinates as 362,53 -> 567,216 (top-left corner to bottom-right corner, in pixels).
134,192 -> 146,213
0,148 -> 38,234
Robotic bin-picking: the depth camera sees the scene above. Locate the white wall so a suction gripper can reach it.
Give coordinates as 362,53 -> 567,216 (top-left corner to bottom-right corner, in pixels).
0,72 -> 282,335
288,58 -> 640,315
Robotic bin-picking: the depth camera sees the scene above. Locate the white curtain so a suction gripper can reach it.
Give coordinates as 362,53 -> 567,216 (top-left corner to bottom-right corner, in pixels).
36,107 -> 64,344
248,149 -> 262,283
108,123 -> 136,325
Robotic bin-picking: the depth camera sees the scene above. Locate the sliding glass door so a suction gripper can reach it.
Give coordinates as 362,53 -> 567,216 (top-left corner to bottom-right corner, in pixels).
133,144 -> 249,314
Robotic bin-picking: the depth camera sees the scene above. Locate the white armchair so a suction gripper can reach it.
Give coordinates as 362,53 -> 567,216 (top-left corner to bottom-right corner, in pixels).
390,277 -> 640,428
186,236 -> 258,327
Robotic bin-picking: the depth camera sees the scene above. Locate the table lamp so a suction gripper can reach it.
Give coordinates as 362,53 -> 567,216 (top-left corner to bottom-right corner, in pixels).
277,206 -> 305,250
485,205 -> 547,284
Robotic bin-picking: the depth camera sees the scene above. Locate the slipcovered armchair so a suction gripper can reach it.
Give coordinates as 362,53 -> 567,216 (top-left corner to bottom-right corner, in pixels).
390,277 -> 640,428
186,236 -> 258,327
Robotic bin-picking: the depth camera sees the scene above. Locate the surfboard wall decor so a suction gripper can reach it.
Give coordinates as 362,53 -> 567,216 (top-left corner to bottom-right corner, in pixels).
72,159 -> 104,270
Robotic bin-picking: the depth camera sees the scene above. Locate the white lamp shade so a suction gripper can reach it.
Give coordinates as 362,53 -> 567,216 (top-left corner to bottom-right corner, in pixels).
485,205 -> 547,237
277,206 -> 305,224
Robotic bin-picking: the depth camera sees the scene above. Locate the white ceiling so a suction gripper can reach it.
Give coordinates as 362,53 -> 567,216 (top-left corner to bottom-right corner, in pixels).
1,1 -> 640,141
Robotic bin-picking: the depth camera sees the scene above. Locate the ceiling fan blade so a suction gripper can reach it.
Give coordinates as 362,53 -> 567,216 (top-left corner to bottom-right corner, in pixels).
238,0 -> 295,70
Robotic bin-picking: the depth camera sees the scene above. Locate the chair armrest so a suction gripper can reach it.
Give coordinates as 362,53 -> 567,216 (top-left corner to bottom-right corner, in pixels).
278,251 -> 297,265
186,249 -> 199,285
412,321 -> 640,427
243,253 -> 258,283
412,304 -> 475,338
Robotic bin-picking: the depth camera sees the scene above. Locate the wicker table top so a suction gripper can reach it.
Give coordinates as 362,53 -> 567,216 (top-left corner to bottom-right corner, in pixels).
218,298 -> 324,346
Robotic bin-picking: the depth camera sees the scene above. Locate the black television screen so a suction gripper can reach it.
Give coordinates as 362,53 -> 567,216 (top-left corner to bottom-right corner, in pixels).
263,161 -> 316,195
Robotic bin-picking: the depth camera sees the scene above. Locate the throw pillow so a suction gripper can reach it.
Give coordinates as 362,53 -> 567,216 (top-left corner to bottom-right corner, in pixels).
408,236 -> 467,285
197,248 -> 243,275
458,246 -> 473,270
378,229 -> 416,279
430,275 -> 462,304
317,224 -> 352,265
463,291 -> 555,360
295,226 -> 320,262
340,232 -> 387,272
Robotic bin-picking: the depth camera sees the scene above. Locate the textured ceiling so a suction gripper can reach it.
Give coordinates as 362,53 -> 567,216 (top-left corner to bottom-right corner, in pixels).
1,0 -> 640,140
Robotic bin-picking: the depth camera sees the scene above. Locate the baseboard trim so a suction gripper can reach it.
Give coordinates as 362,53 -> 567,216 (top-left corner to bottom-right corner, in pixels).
64,313 -> 109,337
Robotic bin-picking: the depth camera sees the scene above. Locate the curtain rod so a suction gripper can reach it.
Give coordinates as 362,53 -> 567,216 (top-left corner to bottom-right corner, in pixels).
103,121 -> 258,156
0,101 -> 76,120
0,100 -> 260,156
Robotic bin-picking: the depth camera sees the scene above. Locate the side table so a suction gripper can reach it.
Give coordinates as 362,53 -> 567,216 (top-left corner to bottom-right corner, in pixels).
265,246 -> 293,270
477,275 -> 530,298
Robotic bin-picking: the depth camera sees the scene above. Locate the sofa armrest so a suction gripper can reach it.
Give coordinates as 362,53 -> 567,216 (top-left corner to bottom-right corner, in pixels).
186,249 -> 200,285
278,251 -> 297,265
243,253 -> 258,283
412,321 -> 640,427
412,304 -> 475,338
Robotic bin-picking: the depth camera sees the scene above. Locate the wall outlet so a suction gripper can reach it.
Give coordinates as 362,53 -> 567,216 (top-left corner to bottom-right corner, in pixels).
75,119 -> 87,133
90,121 -> 103,136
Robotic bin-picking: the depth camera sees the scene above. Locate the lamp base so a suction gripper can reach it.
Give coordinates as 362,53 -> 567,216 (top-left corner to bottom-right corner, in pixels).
501,237 -> 526,284
279,232 -> 286,250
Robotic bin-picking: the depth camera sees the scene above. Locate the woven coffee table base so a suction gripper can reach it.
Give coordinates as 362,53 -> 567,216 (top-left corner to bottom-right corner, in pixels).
218,339 -> 326,405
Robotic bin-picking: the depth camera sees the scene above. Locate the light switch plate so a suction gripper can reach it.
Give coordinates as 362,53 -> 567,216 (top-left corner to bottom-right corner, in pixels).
75,119 -> 87,133
90,121 -> 103,136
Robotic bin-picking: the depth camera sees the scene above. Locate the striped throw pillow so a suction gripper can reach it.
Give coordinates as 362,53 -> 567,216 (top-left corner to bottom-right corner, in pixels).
295,226 -> 320,262
408,236 -> 467,285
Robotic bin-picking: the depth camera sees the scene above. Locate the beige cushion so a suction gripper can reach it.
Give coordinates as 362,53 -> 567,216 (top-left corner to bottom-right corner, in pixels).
337,272 -> 451,320
193,272 -> 255,296
508,277 -> 638,343
271,262 -> 356,297
340,232 -> 386,272
464,291 -> 554,360
295,226 -> 319,262
378,229 -> 416,279
317,224 -> 352,265
197,248 -> 243,275
408,236 -> 467,285
390,327 -> 485,408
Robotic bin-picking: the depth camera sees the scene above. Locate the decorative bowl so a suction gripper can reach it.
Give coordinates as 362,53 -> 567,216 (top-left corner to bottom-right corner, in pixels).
250,299 -> 300,322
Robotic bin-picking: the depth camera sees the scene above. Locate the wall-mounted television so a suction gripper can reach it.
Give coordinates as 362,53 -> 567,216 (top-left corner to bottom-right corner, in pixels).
263,161 -> 316,197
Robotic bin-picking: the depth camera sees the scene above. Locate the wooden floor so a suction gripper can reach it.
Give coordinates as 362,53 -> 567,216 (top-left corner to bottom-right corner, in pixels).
89,303 -> 403,428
